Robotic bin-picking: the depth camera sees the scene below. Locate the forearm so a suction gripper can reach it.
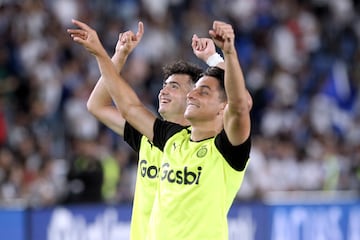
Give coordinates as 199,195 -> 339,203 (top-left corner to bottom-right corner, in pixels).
95,53 -> 141,114
223,50 -> 252,145
95,52 -> 155,141
87,78 -> 126,135
87,49 -> 129,128
88,50 -> 128,116
68,19 -> 149,136
111,53 -> 128,73
223,52 -> 248,109
92,54 -> 126,106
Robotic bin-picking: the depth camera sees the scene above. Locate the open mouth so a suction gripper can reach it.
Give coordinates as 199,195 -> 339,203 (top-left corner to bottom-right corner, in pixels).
160,98 -> 171,104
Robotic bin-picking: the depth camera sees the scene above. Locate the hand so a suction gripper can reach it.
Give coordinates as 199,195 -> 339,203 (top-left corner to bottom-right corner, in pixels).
67,19 -> 107,57
209,21 -> 235,54
114,21 -> 144,57
191,34 -> 216,62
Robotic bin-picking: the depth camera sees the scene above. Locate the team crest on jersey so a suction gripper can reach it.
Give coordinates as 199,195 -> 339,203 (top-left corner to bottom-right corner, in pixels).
196,146 -> 207,158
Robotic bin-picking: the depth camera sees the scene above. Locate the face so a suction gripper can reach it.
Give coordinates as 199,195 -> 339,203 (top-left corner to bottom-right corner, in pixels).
158,74 -> 194,120
185,76 -> 226,121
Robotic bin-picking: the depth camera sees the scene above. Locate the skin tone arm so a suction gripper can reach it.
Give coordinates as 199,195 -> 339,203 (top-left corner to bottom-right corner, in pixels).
86,22 -> 144,136
68,19 -> 156,142
209,21 -> 253,146
191,34 -> 225,69
192,34 -> 252,113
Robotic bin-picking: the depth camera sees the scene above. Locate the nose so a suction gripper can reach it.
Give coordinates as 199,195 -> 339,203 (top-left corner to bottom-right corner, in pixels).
187,89 -> 195,100
159,86 -> 169,96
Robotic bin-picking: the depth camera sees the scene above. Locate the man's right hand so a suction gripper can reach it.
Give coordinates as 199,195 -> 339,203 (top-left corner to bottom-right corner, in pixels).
191,34 -> 216,62
113,21 -> 144,64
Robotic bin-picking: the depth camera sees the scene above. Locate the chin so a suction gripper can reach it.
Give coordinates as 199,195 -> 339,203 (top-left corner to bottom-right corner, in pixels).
158,106 -> 166,113
184,111 -> 194,120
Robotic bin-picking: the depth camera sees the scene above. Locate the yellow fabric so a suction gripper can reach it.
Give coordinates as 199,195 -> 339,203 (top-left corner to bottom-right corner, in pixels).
147,129 -> 247,240
101,156 -> 120,201
130,136 -> 161,240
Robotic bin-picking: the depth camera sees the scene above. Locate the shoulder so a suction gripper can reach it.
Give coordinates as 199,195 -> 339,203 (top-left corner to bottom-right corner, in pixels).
215,130 -> 251,171
153,119 -> 189,150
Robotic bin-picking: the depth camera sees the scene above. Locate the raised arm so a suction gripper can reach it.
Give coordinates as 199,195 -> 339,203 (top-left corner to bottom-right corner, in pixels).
68,19 -> 156,142
191,34 -> 225,69
86,22 -> 144,136
209,21 -> 252,145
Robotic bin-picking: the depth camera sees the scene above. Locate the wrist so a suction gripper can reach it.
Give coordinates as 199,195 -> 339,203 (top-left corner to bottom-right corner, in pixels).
112,51 -> 127,60
112,53 -> 127,64
206,53 -> 224,67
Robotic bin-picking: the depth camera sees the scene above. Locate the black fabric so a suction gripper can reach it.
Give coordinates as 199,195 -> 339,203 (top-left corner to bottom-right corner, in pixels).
123,121 -> 144,152
215,130 -> 251,171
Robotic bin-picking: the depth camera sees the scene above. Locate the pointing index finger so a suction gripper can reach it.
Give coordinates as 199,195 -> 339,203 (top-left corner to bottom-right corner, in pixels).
136,21 -> 144,40
72,19 -> 92,32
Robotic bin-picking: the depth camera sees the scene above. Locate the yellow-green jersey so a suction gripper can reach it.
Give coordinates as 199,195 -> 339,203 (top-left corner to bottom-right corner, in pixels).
124,122 -> 162,240
148,119 -> 251,240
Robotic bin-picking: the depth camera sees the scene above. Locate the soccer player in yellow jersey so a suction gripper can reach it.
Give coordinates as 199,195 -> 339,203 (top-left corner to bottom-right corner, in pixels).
68,19 -> 252,239
84,23 -> 222,239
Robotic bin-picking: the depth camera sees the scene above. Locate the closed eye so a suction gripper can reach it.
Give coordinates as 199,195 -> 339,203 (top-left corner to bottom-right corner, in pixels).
198,85 -> 211,95
200,90 -> 209,95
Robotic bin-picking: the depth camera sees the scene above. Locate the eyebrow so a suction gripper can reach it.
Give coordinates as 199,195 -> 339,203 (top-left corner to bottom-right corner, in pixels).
197,85 -> 211,91
163,80 -> 181,86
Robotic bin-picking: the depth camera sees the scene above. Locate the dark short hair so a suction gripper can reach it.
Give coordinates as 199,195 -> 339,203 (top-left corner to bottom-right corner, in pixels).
202,66 -> 226,101
162,60 -> 203,84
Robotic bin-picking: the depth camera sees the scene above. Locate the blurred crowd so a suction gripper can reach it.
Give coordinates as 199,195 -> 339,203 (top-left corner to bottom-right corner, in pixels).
0,0 -> 359,207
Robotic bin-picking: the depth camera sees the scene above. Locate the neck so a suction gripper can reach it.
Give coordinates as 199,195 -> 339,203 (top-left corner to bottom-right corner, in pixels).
189,121 -> 222,141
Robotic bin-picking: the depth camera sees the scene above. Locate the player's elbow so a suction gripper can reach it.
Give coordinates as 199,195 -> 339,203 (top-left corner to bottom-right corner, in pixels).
86,99 -> 93,113
120,103 -> 141,121
86,99 -> 100,118
246,91 -> 253,111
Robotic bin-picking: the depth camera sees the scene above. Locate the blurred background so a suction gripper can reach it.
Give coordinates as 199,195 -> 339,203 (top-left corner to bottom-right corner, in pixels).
0,0 -> 359,209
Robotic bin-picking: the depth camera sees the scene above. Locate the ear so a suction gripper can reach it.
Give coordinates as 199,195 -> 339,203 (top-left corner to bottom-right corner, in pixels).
217,102 -> 227,115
